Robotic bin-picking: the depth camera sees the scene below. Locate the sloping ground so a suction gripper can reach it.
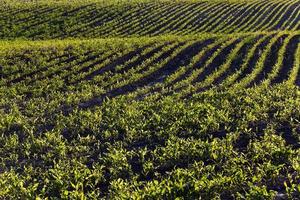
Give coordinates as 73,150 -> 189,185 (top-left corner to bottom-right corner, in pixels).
1,32 -> 300,200
0,33 -> 300,106
0,0 -> 299,39
1,80 -> 300,198
1,0 -> 300,199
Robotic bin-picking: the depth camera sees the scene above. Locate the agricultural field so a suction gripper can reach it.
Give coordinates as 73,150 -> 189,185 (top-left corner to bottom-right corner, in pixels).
0,0 -> 300,199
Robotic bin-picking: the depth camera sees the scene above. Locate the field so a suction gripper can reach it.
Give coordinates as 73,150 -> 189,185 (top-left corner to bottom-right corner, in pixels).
0,0 -> 300,199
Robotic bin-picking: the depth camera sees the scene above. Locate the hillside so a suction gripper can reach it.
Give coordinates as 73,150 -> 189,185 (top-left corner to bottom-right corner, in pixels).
0,0 -> 300,199
0,0 -> 299,39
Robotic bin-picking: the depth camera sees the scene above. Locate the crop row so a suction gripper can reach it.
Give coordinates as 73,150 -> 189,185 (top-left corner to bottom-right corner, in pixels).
0,0 -> 299,39
0,32 -> 299,105
0,37 -> 299,198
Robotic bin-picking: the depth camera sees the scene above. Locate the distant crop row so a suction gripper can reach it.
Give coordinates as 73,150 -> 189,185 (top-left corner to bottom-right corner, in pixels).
0,0 -> 299,39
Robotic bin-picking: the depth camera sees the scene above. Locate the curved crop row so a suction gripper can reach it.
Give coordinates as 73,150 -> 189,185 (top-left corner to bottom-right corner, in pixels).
0,0 -> 299,39
1,32 -> 299,102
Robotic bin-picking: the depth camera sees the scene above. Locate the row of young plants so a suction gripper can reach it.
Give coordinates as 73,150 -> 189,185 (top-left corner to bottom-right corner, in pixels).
262,0 -> 300,31
233,33 -> 285,88
231,0 -> 278,33
221,0 -> 268,33
162,2 -> 215,35
267,0 -> 300,31
249,0 -> 294,32
1,32 -> 299,101
288,43 -> 300,85
0,0 -> 299,39
198,2 -> 245,33
263,34 -> 294,85
212,0 -> 261,33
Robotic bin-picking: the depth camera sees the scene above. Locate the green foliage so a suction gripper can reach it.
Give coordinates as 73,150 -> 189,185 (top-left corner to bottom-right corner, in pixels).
0,0 -> 299,39
0,0 -> 300,198
0,83 -> 300,198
